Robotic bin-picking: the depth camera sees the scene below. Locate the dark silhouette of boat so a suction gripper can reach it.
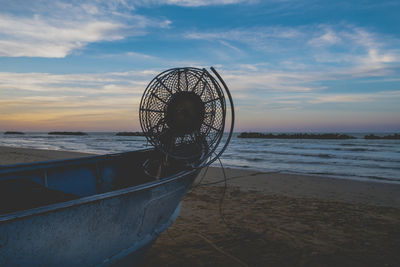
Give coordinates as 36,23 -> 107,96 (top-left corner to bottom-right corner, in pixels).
0,150 -> 200,265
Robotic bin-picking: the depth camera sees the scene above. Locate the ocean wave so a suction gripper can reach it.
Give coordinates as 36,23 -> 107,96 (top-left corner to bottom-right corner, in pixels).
340,142 -> 395,148
308,172 -> 400,183
238,149 -> 400,163
317,153 -> 332,158
349,148 -> 368,152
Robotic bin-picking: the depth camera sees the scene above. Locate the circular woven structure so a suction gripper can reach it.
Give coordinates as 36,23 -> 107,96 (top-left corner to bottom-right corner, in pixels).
139,67 -> 226,161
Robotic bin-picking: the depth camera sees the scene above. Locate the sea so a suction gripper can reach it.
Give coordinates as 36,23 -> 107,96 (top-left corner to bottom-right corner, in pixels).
1,132 -> 399,184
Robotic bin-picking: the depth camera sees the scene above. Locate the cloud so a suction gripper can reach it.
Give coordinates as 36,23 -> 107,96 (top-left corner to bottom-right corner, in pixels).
185,26 -> 303,53
308,94 -> 372,104
0,15 -> 126,58
163,0 -> 248,6
208,65 -> 400,123
1,68 -> 399,131
308,28 -> 341,46
135,0 -> 250,7
125,51 -> 157,59
0,71 -> 154,94
0,1 -> 171,58
186,24 -> 400,80
221,69 -> 319,93
0,70 -> 160,130
307,91 -> 400,104
0,0 -> 249,58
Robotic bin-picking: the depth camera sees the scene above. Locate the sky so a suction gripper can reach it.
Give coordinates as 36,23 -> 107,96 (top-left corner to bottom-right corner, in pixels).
0,0 -> 399,132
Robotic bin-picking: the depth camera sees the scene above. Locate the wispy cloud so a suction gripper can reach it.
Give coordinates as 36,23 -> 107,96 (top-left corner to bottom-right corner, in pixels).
0,1 -> 171,58
186,24 -> 400,80
135,0 -> 251,7
221,69 -> 319,93
308,27 -> 341,47
0,15 -> 125,58
185,26 -> 303,53
0,0 -> 251,58
307,90 -> 400,104
0,66 -> 399,131
0,71 -> 153,93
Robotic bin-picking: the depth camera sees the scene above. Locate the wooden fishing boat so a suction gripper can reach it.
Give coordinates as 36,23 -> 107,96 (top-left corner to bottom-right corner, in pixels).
0,150 -> 200,265
0,67 -> 234,266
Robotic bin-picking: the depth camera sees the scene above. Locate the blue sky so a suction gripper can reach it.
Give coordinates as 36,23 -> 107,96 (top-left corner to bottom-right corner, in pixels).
0,0 -> 399,132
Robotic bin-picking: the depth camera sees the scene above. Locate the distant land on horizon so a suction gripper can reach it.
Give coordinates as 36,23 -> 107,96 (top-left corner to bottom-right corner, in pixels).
238,132 -> 400,140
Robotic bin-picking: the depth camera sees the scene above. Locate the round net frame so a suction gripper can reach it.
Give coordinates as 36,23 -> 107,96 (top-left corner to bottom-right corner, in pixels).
139,67 -> 226,161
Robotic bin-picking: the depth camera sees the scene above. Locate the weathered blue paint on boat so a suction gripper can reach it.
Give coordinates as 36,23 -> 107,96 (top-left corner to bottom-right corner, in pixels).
0,149 -> 200,266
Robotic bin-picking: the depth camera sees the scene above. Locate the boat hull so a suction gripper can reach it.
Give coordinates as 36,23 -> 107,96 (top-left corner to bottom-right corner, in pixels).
0,163 -> 198,266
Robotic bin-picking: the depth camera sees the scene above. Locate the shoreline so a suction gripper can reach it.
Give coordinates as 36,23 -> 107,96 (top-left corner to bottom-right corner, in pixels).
215,164 -> 400,185
203,166 -> 400,208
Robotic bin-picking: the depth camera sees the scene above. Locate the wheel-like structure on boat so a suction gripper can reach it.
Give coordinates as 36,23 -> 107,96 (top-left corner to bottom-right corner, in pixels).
139,67 -> 234,167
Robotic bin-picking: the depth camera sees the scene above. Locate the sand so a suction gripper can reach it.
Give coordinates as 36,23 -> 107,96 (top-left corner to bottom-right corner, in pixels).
1,146 -> 399,266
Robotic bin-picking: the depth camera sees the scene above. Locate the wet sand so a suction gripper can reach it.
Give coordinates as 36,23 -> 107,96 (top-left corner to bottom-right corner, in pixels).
1,146 -> 399,266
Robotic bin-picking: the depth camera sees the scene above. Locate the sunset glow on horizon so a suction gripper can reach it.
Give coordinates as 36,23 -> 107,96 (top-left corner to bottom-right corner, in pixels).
1,1 -> 399,132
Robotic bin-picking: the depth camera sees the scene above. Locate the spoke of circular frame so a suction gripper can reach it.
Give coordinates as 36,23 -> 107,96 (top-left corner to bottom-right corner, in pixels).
184,69 -> 189,91
191,69 -> 206,92
177,70 -> 181,92
148,118 -> 166,133
199,82 -> 207,97
151,92 -> 168,104
155,77 -> 173,95
202,122 -> 219,132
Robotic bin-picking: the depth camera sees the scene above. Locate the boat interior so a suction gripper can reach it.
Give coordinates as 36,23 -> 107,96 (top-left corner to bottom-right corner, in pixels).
0,149 -> 187,216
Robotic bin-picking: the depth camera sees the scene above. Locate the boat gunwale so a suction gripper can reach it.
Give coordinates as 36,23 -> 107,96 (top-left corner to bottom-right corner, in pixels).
0,149 -> 150,175
0,149 -> 199,223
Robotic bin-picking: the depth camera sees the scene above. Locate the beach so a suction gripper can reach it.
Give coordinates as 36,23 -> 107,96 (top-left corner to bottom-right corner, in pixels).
1,146 -> 400,266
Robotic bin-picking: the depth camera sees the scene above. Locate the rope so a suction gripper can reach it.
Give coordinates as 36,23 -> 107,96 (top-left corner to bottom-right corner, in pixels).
195,232 -> 249,267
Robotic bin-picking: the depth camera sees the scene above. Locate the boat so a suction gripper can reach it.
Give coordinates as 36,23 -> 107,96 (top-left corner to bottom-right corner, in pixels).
0,67 -> 234,266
